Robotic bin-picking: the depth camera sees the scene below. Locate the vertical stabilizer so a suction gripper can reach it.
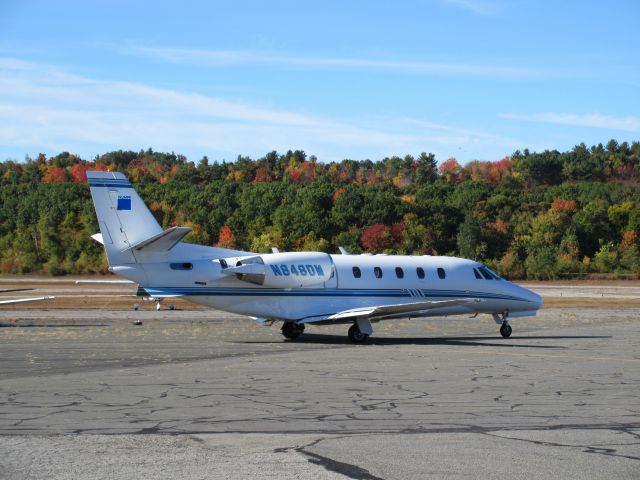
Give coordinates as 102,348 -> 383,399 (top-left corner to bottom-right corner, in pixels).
87,171 -> 163,265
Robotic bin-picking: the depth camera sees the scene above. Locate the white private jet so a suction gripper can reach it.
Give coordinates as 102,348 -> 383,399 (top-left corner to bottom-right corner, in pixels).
0,289 -> 55,305
87,171 -> 542,342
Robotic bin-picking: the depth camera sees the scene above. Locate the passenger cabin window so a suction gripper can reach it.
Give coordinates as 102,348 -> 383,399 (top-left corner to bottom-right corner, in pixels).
374,267 -> 383,279
395,267 -> 404,279
416,267 -> 425,279
170,262 -> 193,270
473,268 -> 482,279
437,267 -> 446,279
352,266 -> 361,278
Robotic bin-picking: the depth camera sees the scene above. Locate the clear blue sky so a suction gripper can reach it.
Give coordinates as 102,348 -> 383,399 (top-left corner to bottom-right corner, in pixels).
0,0 -> 638,164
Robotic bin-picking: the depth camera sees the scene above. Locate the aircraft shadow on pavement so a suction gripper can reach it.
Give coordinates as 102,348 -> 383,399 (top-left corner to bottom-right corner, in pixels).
241,334 -> 610,349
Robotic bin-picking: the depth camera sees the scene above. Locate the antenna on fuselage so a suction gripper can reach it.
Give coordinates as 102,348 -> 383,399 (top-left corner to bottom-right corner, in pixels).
338,246 -> 349,255
271,247 -> 280,254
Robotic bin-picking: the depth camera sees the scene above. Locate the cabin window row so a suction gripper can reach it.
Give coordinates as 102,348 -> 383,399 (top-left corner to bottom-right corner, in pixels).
351,266 -> 445,279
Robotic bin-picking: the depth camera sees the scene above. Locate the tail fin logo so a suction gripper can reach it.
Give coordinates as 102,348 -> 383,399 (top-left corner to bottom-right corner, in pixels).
117,195 -> 132,211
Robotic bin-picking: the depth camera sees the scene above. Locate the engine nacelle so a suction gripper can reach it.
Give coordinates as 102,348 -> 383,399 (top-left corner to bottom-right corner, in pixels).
261,252 -> 333,287
217,252 -> 334,288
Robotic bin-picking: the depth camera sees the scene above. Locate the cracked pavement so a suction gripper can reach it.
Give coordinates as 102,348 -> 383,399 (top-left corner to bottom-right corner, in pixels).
1,305 -> 639,479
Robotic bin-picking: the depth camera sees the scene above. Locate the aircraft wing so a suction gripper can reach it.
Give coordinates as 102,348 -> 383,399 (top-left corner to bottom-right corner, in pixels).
301,298 -> 482,324
0,296 -> 55,305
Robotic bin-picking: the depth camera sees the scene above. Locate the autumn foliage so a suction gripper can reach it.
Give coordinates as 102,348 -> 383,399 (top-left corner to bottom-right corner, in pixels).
216,226 -> 236,249
551,198 -> 577,212
438,158 -> 461,182
1,141 -> 640,277
360,223 -> 404,252
42,166 -> 67,183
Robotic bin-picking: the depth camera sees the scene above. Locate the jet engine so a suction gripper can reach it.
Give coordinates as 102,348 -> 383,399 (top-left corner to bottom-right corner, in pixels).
216,252 -> 334,288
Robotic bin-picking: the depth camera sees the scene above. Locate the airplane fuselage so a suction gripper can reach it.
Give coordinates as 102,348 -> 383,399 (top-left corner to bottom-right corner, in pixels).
117,250 -> 542,323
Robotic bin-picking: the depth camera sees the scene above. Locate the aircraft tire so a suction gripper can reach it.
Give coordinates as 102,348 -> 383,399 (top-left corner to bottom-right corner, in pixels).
281,322 -> 304,340
348,324 -> 369,343
500,323 -> 512,338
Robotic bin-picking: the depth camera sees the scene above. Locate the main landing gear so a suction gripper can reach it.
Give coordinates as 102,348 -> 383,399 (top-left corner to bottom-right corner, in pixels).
348,318 -> 373,343
348,323 -> 369,343
493,312 -> 513,338
280,319 -> 374,343
281,321 -> 305,340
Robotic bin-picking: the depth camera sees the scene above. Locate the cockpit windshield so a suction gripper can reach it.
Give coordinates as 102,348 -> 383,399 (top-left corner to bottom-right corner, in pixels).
477,265 -> 502,280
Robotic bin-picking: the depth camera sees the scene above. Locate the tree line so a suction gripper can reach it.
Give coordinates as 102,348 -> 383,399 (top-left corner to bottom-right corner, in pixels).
1,140 -> 639,279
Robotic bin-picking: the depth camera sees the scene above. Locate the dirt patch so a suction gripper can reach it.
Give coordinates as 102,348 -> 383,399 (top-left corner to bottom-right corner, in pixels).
543,297 -> 640,308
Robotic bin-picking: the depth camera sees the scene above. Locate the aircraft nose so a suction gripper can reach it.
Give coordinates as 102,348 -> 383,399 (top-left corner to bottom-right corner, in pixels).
511,283 -> 543,311
526,288 -> 544,310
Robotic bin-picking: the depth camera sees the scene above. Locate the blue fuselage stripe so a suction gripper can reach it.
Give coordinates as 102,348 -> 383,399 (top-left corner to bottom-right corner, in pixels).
88,181 -> 133,188
142,287 -> 531,303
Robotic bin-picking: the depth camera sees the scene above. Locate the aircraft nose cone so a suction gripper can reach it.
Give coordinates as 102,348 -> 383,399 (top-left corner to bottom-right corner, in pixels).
510,283 -> 543,311
527,289 -> 544,310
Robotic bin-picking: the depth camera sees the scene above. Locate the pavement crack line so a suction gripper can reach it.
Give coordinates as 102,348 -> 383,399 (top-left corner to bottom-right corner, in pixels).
276,437 -> 386,480
482,431 -> 640,462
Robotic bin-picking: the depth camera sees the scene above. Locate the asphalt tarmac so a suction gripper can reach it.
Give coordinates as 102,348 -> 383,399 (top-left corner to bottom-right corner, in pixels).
1,282 -> 639,479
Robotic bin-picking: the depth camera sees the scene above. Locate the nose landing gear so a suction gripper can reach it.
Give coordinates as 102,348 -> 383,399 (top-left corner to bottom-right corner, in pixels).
499,321 -> 512,338
493,312 -> 512,338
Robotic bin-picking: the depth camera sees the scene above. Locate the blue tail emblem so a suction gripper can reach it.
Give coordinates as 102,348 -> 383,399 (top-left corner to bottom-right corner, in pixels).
117,196 -> 132,210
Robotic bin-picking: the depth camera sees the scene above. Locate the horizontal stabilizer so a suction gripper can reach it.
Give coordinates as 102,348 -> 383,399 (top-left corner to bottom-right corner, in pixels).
126,226 -> 192,252
302,298 -> 482,323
